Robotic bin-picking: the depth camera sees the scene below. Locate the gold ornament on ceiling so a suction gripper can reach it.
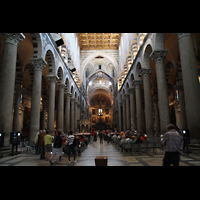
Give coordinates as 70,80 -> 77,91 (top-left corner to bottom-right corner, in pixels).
77,33 -> 121,50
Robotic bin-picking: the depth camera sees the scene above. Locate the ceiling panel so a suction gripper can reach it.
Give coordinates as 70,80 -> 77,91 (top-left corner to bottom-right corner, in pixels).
77,33 -> 121,50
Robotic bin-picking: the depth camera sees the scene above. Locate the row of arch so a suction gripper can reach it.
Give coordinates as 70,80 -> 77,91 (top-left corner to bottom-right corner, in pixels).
0,33 -> 88,140
115,33 -> 200,140
24,33 -> 85,105
120,33 -> 184,94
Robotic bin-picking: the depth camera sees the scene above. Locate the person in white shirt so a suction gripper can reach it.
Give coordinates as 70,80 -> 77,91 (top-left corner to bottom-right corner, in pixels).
67,131 -> 76,163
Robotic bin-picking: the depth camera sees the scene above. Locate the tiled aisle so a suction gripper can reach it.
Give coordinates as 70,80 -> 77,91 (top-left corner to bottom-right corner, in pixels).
74,140 -> 130,166
1,139 -> 200,166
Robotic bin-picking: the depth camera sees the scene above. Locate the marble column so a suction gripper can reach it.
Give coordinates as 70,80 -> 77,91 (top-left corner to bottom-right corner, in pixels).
29,58 -> 47,145
0,33 -> 25,146
150,50 -> 170,135
128,87 -> 137,132
175,33 -> 200,139
47,75 -> 58,134
64,92 -> 70,133
70,97 -> 75,133
118,95 -> 122,131
153,97 -> 160,136
122,98 -> 126,131
174,84 -> 187,130
57,84 -> 65,132
140,68 -> 154,137
119,102 -> 123,131
77,103 -> 81,132
124,94 -> 130,130
13,86 -> 24,133
133,80 -> 143,135
74,101 -> 78,133
77,103 -> 81,121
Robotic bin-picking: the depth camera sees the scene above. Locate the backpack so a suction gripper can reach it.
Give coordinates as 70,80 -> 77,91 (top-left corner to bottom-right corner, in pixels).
54,136 -> 62,148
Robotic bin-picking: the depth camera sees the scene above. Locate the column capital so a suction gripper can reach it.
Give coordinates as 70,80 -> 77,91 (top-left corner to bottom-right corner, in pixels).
133,80 -> 143,88
47,75 -> 59,83
30,58 -> 47,71
174,33 -> 191,40
3,33 -> 25,46
139,68 -> 153,78
128,87 -> 135,94
150,50 -> 168,63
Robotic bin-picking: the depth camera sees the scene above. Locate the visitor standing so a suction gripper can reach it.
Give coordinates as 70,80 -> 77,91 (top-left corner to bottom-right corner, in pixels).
49,131 -> 62,165
90,128 -> 95,144
44,131 -> 53,161
161,124 -> 182,166
67,131 -> 76,163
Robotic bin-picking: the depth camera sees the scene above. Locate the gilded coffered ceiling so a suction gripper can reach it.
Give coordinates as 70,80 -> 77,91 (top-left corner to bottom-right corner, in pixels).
77,33 -> 121,50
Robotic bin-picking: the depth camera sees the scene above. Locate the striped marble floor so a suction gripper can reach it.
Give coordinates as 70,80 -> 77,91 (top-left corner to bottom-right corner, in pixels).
1,139 -> 200,166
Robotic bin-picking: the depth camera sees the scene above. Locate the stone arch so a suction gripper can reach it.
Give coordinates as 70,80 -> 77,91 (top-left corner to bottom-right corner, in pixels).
44,45 -> 56,75
31,33 -> 43,58
135,61 -> 142,80
89,89 -> 113,106
143,44 -> 153,69
65,77 -> 70,93
71,85 -> 74,97
126,82 -> 129,94
130,73 -> 135,86
87,70 -> 114,86
56,66 -> 64,85
89,86 -> 113,97
45,49 -> 56,75
80,50 -> 119,80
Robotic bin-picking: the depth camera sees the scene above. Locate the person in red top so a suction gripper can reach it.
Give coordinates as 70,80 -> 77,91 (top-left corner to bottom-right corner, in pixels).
140,134 -> 147,141
106,130 -> 110,143
60,134 -> 67,160
81,134 -> 85,141
91,128 -> 95,136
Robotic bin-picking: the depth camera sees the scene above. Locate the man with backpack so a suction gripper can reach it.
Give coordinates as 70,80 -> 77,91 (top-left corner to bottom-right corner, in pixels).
49,131 -> 63,165
67,131 -> 77,163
